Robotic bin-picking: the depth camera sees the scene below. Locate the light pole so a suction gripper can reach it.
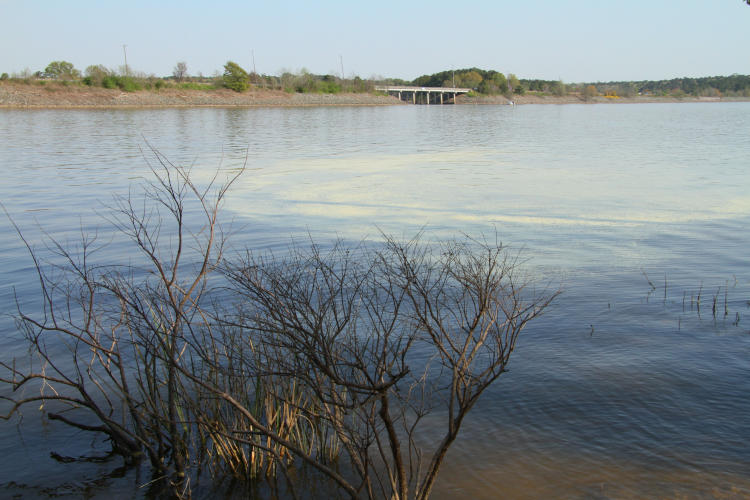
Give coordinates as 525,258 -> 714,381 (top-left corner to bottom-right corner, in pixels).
122,44 -> 129,76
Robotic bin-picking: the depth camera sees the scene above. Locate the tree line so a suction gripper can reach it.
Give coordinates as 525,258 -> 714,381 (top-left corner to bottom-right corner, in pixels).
3,60 -> 750,99
411,67 -> 750,98
0,60 -> 375,94
586,74 -> 750,98
412,68 -> 525,96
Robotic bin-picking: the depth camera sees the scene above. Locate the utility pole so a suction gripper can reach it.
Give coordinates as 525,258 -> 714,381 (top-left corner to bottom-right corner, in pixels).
122,44 -> 129,76
251,49 -> 257,85
339,54 -> 344,80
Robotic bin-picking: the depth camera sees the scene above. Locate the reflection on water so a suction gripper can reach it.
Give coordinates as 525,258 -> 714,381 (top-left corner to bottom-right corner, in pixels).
1,103 -> 749,498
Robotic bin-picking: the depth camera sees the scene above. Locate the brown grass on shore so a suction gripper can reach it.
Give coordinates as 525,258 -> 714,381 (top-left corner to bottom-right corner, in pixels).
1,81 -> 747,108
0,81 -> 403,108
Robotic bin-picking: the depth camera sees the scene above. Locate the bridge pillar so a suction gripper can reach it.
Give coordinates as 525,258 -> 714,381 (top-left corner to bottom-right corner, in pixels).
412,91 -> 416,104
426,91 -> 430,105
440,92 -> 443,104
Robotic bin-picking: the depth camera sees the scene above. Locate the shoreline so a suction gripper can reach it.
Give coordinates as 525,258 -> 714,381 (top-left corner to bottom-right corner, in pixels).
0,83 -> 405,108
458,93 -> 750,105
1,82 -> 748,108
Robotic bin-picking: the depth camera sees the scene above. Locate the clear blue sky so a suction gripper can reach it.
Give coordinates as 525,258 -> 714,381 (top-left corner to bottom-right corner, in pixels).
1,0 -> 748,82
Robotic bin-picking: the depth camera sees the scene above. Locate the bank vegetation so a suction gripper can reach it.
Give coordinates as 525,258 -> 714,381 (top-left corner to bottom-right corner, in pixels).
2,60 -> 749,107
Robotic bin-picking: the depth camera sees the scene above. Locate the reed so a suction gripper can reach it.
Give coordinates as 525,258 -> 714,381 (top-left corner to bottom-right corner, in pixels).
713,288 -> 719,318
645,273 -> 744,329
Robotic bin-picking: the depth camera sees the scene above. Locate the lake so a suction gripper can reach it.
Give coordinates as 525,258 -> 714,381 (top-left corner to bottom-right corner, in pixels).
1,103 -> 749,498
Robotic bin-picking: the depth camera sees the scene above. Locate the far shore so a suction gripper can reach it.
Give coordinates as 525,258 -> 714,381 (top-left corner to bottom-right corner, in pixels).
460,93 -> 750,105
1,82 -> 748,108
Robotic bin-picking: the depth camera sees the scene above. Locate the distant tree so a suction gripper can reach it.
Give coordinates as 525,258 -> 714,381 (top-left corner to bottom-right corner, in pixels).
491,72 -> 508,92
0,73 -> 8,81
525,79 -> 542,91
222,61 -> 249,92
173,61 -> 188,82
583,84 -> 598,100
699,87 -> 721,98
280,71 -> 295,92
318,74 -> 341,93
291,68 -> 318,93
478,73 -> 508,95
44,60 -> 80,80
349,75 -> 372,93
508,73 -> 520,94
83,64 -> 112,86
85,64 -> 109,78
618,82 -> 637,98
13,68 -> 32,79
456,70 -> 483,89
550,79 -> 566,96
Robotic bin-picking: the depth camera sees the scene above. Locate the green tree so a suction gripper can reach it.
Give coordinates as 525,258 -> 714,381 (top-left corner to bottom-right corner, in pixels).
477,72 -> 508,95
508,73 -> 520,94
457,70 -> 483,89
83,64 -> 112,86
222,61 -> 249,92
491,72 -> 508,92
44,60 -> 80,80
293,68 -> 317,92
550,79 -> 566,96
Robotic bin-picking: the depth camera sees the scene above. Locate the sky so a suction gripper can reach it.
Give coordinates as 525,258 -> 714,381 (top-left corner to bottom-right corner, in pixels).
1,0 -> 748,83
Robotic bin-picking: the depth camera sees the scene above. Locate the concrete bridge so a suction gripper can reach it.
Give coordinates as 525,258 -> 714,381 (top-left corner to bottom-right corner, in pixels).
375,85 -> 472,105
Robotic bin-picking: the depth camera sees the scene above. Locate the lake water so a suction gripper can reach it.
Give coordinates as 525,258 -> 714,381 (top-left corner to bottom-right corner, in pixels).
1,103 -> 749,498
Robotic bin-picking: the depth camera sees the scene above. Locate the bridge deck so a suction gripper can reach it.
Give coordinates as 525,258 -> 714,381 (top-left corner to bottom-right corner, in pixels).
374,85 -> 472,105
375,85 -> 472,93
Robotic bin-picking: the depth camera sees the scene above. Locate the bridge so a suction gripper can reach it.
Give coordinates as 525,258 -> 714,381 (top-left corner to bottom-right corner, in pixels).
375,85 -> 472,105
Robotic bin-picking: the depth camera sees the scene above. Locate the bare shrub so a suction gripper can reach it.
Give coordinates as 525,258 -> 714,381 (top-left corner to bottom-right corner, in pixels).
2,149 -> 243,497
173,61 -> 188,82
208,233 -> 557,499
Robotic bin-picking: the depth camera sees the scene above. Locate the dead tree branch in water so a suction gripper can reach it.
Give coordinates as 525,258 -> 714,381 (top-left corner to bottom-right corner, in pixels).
2,152 -> 556,499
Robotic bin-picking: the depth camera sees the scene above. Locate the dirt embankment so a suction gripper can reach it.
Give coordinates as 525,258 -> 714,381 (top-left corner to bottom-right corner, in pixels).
0,82 -> 404,108
1,82 -> 747,108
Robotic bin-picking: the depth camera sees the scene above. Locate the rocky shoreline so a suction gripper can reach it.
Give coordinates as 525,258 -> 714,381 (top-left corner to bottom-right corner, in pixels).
1,82 -> 746,108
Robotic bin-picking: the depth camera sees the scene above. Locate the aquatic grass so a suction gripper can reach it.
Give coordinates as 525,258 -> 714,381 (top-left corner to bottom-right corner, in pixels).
644,272 -> 747,330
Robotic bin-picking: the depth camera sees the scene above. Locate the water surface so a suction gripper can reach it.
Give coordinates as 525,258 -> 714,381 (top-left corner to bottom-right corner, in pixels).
1,103 -> 749,498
